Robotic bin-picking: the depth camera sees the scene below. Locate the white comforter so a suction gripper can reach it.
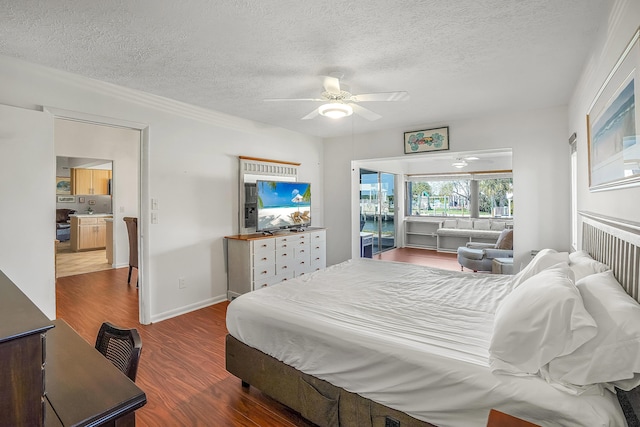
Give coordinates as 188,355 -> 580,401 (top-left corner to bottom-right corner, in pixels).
226,259 -> 625,427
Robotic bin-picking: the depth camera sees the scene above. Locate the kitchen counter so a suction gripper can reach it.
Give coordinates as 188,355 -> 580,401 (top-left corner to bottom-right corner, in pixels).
69,213 -> 113,218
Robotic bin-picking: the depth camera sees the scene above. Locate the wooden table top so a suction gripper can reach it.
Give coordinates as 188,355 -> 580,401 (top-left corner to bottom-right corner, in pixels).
45,319 -> 146,426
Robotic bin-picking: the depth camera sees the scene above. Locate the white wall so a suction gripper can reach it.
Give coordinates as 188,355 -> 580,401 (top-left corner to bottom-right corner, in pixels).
55,119 -> 140,269
0,105 -> 55,317
324,106 -> 570,269
0,55 -> 323,322
568,0 -> 640,232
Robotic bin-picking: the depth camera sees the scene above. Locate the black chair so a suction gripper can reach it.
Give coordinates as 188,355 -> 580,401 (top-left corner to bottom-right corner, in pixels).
123,217 -> 138,285
95,322 -> 142,382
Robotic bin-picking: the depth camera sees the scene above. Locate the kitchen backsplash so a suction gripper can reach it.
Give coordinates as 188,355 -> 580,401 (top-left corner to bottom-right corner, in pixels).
56,194 -> 112,214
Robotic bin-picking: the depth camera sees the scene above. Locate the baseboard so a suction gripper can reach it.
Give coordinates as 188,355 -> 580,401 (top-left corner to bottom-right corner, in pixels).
150,295 -> 227,323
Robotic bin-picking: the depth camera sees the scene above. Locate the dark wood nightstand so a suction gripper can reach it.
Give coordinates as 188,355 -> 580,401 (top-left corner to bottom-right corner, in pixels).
487,409 -> 540,426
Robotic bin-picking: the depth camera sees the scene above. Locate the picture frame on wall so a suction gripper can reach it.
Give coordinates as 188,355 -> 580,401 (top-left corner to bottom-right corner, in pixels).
587,27 -> 640,192
404,126 -> 449,154
56,177 -> 71,195
57,196 -> 75,203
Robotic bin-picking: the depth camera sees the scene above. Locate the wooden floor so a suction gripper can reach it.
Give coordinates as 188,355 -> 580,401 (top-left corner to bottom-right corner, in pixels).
55,248 -> 461,426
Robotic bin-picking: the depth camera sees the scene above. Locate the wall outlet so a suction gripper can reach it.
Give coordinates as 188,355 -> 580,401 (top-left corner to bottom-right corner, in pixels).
385,417 -> 400,427
178,278 -> 186,289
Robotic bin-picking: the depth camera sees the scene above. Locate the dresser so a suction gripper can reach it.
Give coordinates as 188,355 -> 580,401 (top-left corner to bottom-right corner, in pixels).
225,228 -> 326,299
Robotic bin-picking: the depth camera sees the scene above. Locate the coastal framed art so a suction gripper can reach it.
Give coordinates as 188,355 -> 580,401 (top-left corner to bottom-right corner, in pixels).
404,126 -> 449,154
587,27 -> 640,192
56,177 -> 71,195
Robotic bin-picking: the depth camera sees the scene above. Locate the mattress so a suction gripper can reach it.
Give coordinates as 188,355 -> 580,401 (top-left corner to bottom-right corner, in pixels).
226,258 -> 625,427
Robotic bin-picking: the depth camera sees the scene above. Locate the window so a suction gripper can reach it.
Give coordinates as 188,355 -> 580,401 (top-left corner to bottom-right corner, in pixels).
406,174 -> 513,218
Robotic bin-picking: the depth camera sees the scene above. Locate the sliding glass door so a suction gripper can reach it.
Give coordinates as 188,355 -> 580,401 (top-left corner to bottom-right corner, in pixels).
359,169 -> 396,255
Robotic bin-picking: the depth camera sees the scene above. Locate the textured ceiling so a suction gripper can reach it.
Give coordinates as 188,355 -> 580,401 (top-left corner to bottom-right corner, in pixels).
0,0 -> 610,138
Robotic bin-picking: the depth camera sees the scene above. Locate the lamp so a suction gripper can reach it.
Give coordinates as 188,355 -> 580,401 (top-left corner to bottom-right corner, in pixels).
319,103 -> 353,119
452,159 -> 468,168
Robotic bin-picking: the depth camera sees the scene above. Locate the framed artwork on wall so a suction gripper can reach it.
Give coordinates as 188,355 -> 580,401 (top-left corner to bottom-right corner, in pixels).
56,177 -> 71,195
587,27 -> 640,192
404,126 -> 449,154
57,196 -> 75,203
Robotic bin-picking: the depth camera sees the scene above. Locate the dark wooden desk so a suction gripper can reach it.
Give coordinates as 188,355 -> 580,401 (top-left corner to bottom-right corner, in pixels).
45,319 -> 147,426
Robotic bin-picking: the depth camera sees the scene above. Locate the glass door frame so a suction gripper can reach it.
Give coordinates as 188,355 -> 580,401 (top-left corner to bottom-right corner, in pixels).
359,168 -> 396,256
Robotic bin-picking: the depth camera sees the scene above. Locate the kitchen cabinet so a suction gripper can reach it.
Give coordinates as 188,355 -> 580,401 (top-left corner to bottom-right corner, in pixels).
70,215 -> 112,251
71,168 -> 111,195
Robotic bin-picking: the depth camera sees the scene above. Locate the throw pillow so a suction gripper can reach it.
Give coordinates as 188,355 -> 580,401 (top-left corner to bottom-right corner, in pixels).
473,220 -> 490,230
442,219 -> 457,228
490,264 -> 597,376
494,229 -> 513,250
457,219 -> 472,229
490,221 -> 506,231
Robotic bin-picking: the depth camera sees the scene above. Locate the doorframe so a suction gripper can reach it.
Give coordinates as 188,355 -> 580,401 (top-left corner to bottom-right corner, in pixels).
45,107 -> 151,325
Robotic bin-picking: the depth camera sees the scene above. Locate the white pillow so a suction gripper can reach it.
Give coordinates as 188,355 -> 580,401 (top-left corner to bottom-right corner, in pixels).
511,249 -> 570,288
490,264 -> 597,376
568,250 -> 610,280
473,220 -> 490,230
442,219 -> 457,228
546,271 -> 640,391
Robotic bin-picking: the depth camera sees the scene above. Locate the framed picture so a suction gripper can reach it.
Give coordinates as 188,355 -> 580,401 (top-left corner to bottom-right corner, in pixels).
587,27 -> 640,191
404,126 -> 449,154
56,177 -> 71,195
78,197 -> 86,203
57,196 -> 75,203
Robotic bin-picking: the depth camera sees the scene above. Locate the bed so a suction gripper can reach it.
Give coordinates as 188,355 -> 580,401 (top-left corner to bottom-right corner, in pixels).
225,212 -> 640,427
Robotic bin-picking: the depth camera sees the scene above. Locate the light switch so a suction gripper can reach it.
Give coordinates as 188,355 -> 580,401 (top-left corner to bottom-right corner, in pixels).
151,198 -> 159,210
151,212 -> 159,224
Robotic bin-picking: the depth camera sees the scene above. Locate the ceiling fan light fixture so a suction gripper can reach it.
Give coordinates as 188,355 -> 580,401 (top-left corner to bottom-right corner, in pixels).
452,159 -> 468,169
318,103 -> 353,119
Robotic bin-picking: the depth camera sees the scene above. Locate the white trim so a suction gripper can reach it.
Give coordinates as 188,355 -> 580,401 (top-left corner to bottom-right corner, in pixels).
150,295 -> 227,324
46,106 -> 152,325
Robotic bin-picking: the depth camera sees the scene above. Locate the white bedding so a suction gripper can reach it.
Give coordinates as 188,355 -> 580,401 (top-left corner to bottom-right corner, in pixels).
226,259 -> 626,427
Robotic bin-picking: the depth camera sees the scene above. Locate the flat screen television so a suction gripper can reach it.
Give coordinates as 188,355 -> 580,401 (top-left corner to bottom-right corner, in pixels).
256,180 -> 311,232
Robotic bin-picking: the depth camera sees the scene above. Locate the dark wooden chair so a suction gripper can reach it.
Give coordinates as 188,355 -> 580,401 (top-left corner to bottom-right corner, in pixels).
95,322 -> 142,382
123,217 -> 138,286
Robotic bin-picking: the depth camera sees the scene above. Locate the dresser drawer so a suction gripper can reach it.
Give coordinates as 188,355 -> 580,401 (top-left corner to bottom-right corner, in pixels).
310,230 -> 326,242
252,265 -> 275,282
253,251 -> 274,268
252,239 -> 275,255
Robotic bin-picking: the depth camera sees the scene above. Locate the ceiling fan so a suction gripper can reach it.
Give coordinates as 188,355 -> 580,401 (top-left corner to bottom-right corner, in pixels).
264,74 -> 409,121
452,156 -> 480,169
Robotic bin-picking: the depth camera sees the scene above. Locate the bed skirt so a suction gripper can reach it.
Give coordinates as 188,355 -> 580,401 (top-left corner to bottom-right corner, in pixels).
225,334 -> 435,427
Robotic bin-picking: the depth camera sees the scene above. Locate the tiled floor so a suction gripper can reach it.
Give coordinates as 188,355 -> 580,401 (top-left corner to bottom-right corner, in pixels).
56,240 -> 112,278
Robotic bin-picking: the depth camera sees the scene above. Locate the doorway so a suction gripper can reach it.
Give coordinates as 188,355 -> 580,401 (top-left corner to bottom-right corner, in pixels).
52,114 -> 145,322
359,169 -> 396,255
55,156 -> 114,278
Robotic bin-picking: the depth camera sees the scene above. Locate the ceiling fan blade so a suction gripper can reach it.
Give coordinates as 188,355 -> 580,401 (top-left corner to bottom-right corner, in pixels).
323,75 -> 341,94
301,107 -> 320,120
352,91 -> 409,102
264,98 -> 325,102
350,104 -> 381,121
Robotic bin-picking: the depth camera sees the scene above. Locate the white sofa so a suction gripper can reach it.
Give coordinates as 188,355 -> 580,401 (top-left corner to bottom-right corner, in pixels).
435,218 -> 512,253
